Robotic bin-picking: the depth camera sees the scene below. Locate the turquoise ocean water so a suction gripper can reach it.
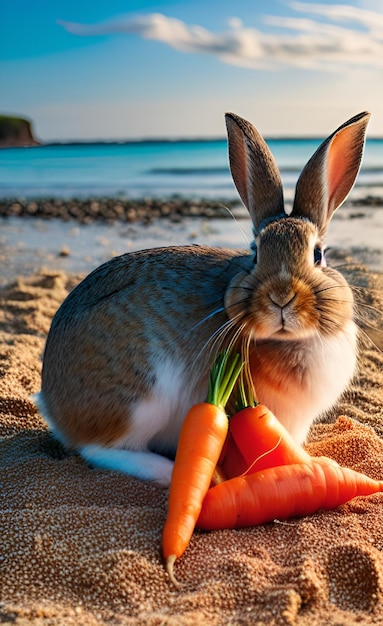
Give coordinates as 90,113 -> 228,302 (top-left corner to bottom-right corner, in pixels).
1,138 -> 382,200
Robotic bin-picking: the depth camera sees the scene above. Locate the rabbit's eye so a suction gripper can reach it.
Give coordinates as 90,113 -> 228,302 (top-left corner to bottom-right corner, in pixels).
314,247 -> 326,266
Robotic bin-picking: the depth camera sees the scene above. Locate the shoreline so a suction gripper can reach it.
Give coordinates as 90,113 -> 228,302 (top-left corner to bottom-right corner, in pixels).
0,196 -> 244,223
1,197 -> 382,287
1,194 -> 383,224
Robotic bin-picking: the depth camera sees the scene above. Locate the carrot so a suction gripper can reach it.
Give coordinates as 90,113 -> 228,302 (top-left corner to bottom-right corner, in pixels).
219,369 -> 310,478
162,351 -> 243,586
197,456 -> 383,531
225,404 -> 311,477
219,431 -> 249,479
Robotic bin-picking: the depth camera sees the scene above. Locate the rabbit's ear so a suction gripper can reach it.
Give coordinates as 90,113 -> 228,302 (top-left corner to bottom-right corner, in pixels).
225,113 -> 285,231
291,112 -> 371,237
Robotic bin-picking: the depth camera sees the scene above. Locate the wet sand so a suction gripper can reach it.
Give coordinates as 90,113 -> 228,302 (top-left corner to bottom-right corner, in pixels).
1,202 -> 383,287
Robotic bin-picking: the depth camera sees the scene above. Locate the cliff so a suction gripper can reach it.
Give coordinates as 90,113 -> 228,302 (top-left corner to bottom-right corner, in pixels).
0,115 -> 40,147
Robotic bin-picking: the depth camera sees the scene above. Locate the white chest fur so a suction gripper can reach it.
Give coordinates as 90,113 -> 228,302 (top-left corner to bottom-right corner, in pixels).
253,321 -> 358,443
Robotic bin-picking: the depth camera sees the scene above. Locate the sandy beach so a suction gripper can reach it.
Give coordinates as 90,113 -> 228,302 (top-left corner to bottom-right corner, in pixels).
1,202 -> 383,625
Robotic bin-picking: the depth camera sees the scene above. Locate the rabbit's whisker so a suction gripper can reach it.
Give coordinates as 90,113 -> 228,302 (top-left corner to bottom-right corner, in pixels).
227,285 -> 257,294
313,284 -> 351,296
356,325 -> 382,354
318,315 -> 347,332
353,300 -> 382,317
210,315 -> 250,359
189,306 -> 226,332
218,204 -> 252,246
225,297 -> 252,313
350,283 -> 381,296
321,298 -> 354,306
354,304 -> 382,337
194,316 -> 239,365
330,262 -> 359,271
241,332 -> 256,400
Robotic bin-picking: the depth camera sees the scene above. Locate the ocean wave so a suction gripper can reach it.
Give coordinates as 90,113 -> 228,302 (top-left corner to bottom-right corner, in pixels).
148,167 -> 229,176
147,165 -> 383,177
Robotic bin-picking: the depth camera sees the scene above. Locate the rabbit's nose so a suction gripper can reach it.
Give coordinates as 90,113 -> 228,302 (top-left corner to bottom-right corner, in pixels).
269,291 -> 296,309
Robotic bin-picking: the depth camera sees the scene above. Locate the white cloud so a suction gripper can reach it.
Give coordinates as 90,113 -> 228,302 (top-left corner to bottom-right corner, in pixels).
58,2 -> 383,71
359,0 -> 383,11
290,2 -> 383,29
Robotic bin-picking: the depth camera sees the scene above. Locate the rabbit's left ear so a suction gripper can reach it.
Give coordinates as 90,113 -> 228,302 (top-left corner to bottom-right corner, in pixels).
225,112 -> 285,232
291,112 -> 371,237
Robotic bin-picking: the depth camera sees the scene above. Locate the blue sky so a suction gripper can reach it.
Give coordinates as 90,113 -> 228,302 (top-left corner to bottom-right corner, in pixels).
1,0 -> 383,141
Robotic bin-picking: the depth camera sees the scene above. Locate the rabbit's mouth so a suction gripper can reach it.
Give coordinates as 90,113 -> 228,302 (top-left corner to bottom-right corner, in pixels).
256,322 -> 315,342
274,326 -> 296,338
243,288 -> 320,341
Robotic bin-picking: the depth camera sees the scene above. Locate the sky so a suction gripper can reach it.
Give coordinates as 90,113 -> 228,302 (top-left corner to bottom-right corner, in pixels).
1,0 -> 383,141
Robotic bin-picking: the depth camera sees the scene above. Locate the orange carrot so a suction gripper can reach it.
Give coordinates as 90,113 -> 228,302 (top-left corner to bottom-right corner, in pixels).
197,456 -> 383,530
162,352 -> 243,586
225,404 -> 311,476
219,431 -> 249,479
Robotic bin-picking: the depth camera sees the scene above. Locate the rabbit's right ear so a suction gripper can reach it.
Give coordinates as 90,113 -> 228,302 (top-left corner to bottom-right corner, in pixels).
291,111 -> 371,238
225,113 -> 285,232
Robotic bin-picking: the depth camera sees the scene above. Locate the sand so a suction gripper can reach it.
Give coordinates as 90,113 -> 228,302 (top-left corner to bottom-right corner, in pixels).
1,229 -> 383,625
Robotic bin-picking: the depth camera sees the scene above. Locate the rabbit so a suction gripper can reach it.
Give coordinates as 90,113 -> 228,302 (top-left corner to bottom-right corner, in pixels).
34,110 -> 371,487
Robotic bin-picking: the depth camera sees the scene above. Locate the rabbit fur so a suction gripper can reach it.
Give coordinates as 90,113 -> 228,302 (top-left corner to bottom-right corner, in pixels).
35,111 -> 371,486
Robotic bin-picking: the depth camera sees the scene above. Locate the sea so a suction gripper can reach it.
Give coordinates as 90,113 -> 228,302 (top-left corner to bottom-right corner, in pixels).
0,137 -> 383,202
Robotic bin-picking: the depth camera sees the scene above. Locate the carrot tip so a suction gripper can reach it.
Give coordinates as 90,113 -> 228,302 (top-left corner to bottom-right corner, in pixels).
166,554 -> 181,588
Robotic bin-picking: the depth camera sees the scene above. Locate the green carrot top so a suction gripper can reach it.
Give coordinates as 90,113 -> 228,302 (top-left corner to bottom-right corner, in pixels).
207,349 -> 259,413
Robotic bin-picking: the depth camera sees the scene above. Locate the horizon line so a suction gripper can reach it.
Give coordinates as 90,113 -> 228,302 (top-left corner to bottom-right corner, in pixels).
17,134 -> 383,147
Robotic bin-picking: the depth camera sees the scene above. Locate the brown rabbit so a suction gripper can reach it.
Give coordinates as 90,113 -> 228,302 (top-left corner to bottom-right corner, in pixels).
35,111 -> 370,486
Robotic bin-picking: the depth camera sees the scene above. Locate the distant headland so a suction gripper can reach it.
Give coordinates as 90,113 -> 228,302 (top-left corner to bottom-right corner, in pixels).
0,114 -> 40,147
